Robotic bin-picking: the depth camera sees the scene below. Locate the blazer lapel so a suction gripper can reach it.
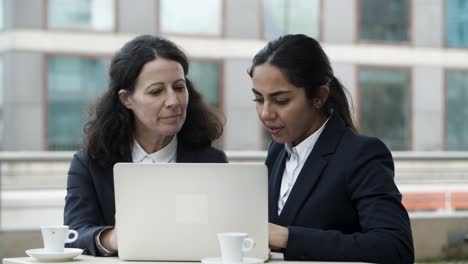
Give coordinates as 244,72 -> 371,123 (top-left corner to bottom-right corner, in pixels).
269,149 -> 287,222
277,150 -> 327,225
276,112 -> 347,226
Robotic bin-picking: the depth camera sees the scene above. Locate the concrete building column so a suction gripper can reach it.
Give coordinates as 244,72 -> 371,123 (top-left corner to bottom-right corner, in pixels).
2,51 -> 45,150
412,66 -> 444,150
224,59 -> 262,150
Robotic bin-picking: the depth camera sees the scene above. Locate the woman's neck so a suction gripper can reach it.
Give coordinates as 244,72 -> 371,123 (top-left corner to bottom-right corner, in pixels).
134,129 -> 174,154
291,113 -> 328,147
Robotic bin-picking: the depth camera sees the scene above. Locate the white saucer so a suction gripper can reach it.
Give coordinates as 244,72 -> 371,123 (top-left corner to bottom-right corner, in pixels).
25,248 -> 83,262
201,257 -> 264,264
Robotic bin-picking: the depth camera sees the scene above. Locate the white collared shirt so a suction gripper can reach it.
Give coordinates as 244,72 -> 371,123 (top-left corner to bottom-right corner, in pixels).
131,136 -> 178,164
278,117 -> 330,215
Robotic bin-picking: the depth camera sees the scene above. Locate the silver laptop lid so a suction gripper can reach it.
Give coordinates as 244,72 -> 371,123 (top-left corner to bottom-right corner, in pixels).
114,163 -> 269,261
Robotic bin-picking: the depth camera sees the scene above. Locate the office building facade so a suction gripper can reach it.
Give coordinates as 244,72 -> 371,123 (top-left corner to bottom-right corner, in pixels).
0,0 -> 467,151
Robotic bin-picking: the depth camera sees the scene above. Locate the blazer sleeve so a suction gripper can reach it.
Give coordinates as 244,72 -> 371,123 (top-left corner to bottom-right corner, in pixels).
201,147 -> 228,163
63,151 -> 110,256
214,149 -> 228,163
284,138 -> 414,264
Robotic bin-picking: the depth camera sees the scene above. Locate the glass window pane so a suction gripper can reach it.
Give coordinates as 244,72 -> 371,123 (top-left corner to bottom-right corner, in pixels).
446,0 -> 468,47
0,0 -> 3,30
188,61 -> 220,108
360,0 -> 408,42
359,68 -> 409,150
48,56 -> 108,150
48,0 -> 115,31
447,71 -> 468,150
264,0 -> 320,39
160,0 -> 222,35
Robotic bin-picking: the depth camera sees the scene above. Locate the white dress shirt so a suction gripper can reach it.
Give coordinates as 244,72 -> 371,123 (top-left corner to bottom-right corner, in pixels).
95,136 -> 178,255
278,117 -> 330,215
131,136 -> 177,164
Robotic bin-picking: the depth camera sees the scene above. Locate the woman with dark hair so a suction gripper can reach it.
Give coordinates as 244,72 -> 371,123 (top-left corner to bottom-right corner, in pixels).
64,35 -> 227,256
248,34 -> 414,263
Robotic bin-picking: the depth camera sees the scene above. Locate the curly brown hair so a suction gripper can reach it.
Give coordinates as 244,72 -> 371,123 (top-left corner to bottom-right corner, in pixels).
84,35 -> 224,168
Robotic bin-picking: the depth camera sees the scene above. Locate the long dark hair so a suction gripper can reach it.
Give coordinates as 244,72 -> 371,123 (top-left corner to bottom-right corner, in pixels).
248,34 -> 357,131
84,35 -> 224,167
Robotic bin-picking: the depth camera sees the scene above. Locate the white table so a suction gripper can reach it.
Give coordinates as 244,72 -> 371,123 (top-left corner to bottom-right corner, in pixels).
3,255 -> 368,264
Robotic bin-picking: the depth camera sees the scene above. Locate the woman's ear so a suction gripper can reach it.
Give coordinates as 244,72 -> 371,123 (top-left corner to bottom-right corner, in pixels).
313,85 -> 330,108
118,89 -> 132,109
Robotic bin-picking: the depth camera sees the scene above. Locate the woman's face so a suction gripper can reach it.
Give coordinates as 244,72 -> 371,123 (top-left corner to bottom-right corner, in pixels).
120,58 -> 189,138
252,63 -> 323,146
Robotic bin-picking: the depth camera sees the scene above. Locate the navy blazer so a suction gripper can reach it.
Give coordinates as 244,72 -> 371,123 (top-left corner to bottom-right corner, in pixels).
266,113 -> 414,264
64,142 -> 227,256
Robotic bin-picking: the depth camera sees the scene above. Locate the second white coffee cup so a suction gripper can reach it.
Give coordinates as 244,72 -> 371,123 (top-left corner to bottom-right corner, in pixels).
217,232 -> 255,263
41,225 -> 78,253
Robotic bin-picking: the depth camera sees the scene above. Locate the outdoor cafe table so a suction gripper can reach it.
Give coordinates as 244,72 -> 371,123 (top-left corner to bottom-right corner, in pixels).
3,255 -> 369,264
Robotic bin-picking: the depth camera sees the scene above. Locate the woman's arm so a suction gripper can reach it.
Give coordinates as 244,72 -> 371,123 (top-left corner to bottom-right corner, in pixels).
63,151 -> 114,256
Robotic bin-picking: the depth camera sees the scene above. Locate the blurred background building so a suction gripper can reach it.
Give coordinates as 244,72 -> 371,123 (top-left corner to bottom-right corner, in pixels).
1,0 -> 468,261
0,0 -> 467,152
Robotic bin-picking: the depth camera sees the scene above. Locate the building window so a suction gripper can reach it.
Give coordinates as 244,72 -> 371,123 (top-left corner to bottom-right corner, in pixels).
446,0 -> 468,48
188,61 -> 221,109
0,56 -> 3,148
359,0 -> 409,43
447,71 -> 468,150
160,0 -> 222,36
359,68 -> 410,150
47,56 -> 108,150
263,0 -> 320,40
47,0 -> 115,31
0,0 -> 3,30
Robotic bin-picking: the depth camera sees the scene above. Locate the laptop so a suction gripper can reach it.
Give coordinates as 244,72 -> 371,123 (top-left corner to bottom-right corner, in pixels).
113,163 -> 269,261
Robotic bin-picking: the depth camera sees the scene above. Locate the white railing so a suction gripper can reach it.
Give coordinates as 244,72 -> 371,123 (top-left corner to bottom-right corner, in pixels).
2,150 -> 468,190
1,151 -> 468,230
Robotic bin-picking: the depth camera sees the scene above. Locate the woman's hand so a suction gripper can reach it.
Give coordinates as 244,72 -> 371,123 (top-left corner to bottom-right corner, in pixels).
269,223 -> 289,249
100,227 -> 118,252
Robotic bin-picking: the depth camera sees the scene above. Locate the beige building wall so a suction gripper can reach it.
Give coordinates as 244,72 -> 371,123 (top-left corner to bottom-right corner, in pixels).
2,51 -> 44,150
412,67 -> 444,150
224,59 -> 262,150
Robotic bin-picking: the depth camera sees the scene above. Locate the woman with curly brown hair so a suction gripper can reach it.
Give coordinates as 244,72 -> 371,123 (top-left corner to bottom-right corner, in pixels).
64,35 -> 227,256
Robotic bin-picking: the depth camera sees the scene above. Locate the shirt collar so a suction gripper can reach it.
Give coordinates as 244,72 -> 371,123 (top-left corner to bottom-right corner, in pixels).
132,136 -> 178,163
285,115 -> 331,160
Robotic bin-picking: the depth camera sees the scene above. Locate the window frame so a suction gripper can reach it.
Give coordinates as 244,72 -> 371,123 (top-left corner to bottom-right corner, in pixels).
356,65 -> 413,150
356,0 -> 413,45
260,0 -> 323,41
444,68 -> 468,150
44,0 -> 119,33
44,53 -> 111,150
188,58 -> 225,148
156,0 -> 226,38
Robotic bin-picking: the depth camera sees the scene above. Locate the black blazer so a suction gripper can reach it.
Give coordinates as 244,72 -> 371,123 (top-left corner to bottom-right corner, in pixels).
266,113 -> 414,264
64,142 -> 227,256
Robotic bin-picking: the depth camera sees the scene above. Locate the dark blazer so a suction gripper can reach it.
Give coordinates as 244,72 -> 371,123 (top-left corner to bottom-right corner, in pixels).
266,113 -> 414,264
64,142 -> 227,256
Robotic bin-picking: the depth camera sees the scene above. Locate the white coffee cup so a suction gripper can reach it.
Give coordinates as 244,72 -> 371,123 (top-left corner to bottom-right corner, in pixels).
41,225 -> 78,253
217,232 -> 255,263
